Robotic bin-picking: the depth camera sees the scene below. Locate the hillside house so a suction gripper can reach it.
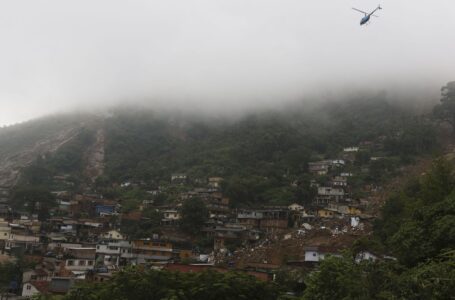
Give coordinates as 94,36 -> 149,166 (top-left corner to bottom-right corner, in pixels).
315,187 -> 345,205
343,147 -> 359,152
100,230 -> 124,241
161,209 -> 181,226
0,220 -> 11,242
131,239 -> 173,264
308,161 -> 330,175
64,247 -> 96,272
22,281 -> 50,298
317,208 -> 339,218
237,210 -> 263,229
288,203 -> 304,212
171,174 -> 187,184
208,177 -> 223,189
332,176 -> 348,187
304,246 -> 342,262
22,269 -> 52,283
328,203 -> 362,216
259,209 -> 289,233
5,234 -> 41,255
96,240 -> 133,267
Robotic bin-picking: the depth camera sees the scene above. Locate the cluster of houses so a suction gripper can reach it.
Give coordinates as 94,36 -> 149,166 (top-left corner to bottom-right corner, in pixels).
0,143 -> 384,298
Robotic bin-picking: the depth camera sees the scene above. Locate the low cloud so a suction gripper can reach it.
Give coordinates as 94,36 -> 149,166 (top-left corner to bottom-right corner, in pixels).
0,0 -> 454,125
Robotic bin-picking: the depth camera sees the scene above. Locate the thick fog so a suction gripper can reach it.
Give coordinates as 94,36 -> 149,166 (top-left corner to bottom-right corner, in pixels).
0,0 -> 454,125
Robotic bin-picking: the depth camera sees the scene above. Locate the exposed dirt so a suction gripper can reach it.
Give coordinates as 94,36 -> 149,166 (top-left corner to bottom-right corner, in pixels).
0,127 -> 81,188
84,128 -> 105,183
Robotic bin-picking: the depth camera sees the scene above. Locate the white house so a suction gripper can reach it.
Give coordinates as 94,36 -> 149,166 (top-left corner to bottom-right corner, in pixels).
355,251 -> 378,262
22,281 -> 49,298
343,147 -> 359,152
100,230 -> 124,240
0,220 -> 11,241
65,258 -> 95,271
288,203 -> 304,212
304,246 -> 342,262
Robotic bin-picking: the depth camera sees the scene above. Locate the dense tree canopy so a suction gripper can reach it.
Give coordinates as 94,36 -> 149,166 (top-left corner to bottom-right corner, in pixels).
100,99 -> 437,207
180,197 -> 208,234
61,268 -> 280,300
434,81 -> 455,131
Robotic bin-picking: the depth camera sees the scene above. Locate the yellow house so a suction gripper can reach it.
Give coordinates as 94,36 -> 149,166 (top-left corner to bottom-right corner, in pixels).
132,239 -> 173,262
347,206 -> 362,216
317,209 -> 338,218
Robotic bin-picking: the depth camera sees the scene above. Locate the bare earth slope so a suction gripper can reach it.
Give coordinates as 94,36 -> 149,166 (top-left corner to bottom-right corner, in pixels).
0,114 -> 101,188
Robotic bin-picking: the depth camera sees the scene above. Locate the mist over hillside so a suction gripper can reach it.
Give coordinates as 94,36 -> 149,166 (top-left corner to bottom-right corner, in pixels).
0,92 -> 440,210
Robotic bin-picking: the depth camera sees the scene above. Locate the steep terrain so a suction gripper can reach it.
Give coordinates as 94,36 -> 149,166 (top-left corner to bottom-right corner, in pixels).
0,114 -> 103,188
0,98 -> 438,203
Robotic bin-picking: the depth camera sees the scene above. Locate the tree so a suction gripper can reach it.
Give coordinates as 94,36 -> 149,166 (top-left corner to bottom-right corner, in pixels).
12,186 -> 56,220
302,255 -> 366,300
180,197 -> 208,234
434,81 -> 455,132
62,268 -> 280,300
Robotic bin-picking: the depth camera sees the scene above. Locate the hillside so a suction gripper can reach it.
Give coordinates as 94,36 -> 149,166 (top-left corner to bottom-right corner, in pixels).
0,114 -> 99,188
0,97 -> 438,207
98,97 -> 437,207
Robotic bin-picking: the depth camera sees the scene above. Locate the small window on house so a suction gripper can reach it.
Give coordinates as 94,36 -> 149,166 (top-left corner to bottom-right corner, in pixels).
27,285 -> 31,290
88,260 -> 94,266
67,260 -> 74,266
79,260 -> 86,266
313,253 -> 317,257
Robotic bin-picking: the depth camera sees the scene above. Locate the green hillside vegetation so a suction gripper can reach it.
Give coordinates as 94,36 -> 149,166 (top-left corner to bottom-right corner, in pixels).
6,96 -> 439,217
100,97 -> 437,207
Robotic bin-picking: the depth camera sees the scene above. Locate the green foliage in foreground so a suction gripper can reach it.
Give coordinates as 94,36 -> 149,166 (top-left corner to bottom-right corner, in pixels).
61,268 -> 280,300
375,158 -> 455,267
302,252 -> 455,300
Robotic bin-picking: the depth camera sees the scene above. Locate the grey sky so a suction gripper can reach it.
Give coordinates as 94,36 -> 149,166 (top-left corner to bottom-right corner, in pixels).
0,0 -> 454,125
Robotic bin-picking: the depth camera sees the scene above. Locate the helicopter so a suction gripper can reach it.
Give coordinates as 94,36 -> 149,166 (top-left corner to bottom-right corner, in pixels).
352,5 -> 382,26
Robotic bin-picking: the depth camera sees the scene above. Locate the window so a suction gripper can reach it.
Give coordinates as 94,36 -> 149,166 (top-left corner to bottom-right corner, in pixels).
78,260 -> 86,266
313,253 -> 317,257
67,260 -> 74,266
88,260 -> 94,266
27,285 -> 31,290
